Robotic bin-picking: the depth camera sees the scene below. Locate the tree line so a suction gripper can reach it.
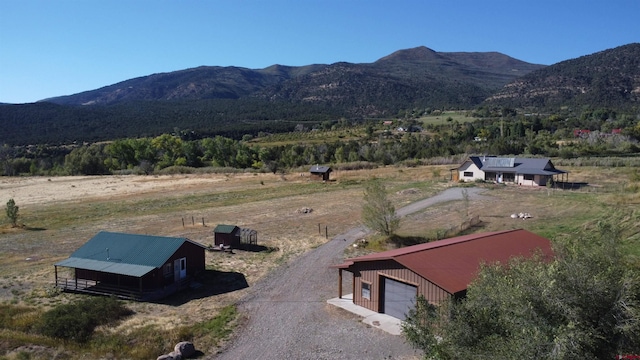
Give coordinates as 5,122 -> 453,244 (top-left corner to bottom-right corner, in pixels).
2,106 -> 640,176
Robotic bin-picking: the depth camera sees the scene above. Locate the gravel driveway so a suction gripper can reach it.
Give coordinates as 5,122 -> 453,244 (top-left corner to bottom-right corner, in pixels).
212,187 -> 486,360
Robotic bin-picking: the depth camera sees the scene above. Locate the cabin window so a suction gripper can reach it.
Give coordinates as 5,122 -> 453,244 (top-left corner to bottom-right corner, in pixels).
361,282 -> 371,300
163,263 -> 172,277
463,171 -> 473,177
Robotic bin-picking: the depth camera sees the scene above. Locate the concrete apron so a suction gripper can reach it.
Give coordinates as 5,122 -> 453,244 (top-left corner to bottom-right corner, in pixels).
327,294 -> 403,336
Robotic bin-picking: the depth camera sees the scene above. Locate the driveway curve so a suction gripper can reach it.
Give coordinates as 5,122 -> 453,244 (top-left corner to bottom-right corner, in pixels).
212,187 -> 486,360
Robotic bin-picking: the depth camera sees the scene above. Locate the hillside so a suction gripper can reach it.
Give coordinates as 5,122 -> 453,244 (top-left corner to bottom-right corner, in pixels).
484,43 -> 640,110
42,46 -> 542,110
0,46 -> 545,145
3,44 -> 640,146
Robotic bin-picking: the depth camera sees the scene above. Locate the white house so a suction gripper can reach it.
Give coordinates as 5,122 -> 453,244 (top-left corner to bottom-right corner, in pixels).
455,156 -> 567,186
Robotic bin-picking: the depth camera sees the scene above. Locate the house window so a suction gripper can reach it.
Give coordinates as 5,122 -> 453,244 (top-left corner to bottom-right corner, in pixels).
163,263 -> 172,277
523,174 -> 534,181
463,171 -> 473,177
361,282 -> 371,300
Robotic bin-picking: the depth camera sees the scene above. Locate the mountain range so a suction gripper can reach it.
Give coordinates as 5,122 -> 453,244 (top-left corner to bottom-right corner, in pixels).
1,43 -> 639,145
41,46 -> 544,113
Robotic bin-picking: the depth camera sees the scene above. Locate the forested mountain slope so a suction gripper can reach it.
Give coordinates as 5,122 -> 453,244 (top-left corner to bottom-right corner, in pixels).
484,43 -> 640,110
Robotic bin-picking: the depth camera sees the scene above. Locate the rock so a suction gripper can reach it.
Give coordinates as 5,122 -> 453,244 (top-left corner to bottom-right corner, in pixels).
157,351 -> 182,360
174,341 -> 196,358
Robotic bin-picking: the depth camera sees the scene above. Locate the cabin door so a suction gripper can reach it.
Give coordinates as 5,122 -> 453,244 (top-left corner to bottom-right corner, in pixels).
174,257 -> 187,281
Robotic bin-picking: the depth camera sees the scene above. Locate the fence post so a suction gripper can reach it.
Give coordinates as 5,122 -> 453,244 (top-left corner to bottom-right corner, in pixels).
202,218 -> 205,226
325,226 -> 328,239
192,216 -> 194,226
182,218 -> 185,227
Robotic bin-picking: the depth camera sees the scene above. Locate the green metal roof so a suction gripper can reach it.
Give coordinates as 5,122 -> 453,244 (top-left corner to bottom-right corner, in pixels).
214,224 -> 239,234
54,231 -> 205,276
55,257 -> 156,277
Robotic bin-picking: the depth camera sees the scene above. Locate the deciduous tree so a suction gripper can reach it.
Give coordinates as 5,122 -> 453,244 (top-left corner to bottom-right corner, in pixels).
402,219 -> 640,359
362,179 -> 400,236
5,198 -> 19,227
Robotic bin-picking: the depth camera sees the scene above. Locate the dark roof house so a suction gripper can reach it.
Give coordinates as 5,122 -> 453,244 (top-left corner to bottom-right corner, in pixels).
54,231 -> 207,301
333,229 -> 553,320
455,156 -> 567,186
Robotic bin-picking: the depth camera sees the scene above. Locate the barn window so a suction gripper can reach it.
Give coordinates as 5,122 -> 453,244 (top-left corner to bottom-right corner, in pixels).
361,282 -> 371,300
463,171 -> 473,177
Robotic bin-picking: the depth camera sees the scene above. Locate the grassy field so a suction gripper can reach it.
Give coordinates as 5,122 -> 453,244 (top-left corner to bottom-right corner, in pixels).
0,163 -> 639,359
416,110 -> 479,126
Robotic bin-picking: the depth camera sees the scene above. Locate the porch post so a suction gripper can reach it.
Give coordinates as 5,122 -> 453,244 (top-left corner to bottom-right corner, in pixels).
338,269 -> 343,299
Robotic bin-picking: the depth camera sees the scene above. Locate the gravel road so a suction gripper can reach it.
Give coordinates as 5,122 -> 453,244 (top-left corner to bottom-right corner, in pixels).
212,187 -> 486,360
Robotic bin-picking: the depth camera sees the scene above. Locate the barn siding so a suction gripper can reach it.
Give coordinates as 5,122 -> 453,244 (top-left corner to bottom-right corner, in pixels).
214,229 -> 241,247
167,241 -> 206,278
350,259 -> 451,313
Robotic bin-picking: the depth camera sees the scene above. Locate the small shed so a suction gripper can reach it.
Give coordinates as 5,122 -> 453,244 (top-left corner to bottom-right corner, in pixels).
309,165 -> 332,181
54,231 -> 206,301
214,224 -> 241,247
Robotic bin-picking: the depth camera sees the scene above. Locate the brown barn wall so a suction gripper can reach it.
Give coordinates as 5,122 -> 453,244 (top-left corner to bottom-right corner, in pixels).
168,242 -> 206,277
350,259 -> 451,313
215,232 -> 240,247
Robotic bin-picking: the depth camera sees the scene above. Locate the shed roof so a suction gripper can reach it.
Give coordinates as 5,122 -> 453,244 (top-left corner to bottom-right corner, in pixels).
214,224 -> 239,234
309,165 -> 332,173
335,229 -> 553,294
54,231 -> 206,277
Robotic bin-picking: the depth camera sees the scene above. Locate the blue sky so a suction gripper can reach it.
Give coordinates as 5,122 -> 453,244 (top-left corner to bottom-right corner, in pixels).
1,0 -> 638,104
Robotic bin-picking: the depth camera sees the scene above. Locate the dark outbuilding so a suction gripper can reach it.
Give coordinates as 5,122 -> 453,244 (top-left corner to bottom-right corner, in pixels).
213,224 -> 241,247
309,165 -> 332,181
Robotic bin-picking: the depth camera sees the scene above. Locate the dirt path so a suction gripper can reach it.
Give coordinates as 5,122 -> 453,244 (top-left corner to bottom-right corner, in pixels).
212,187 -> 486,360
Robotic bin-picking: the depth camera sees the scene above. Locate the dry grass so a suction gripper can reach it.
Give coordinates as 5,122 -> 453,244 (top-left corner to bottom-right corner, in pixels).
1,163 -> 638,358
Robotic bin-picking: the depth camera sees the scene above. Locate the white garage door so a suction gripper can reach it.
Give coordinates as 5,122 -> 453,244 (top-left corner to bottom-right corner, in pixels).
383,277 -> 417,321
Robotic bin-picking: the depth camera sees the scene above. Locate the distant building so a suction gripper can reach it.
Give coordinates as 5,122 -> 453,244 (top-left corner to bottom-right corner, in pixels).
454,156 -> 567,186
309,165 -> 332,181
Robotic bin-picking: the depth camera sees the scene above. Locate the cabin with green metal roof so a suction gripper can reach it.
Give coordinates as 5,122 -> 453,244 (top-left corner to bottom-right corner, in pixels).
54,231 -> 207,301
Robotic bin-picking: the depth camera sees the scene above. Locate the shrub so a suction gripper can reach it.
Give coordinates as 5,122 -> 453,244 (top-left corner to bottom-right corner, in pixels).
37,297 -> 133,343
